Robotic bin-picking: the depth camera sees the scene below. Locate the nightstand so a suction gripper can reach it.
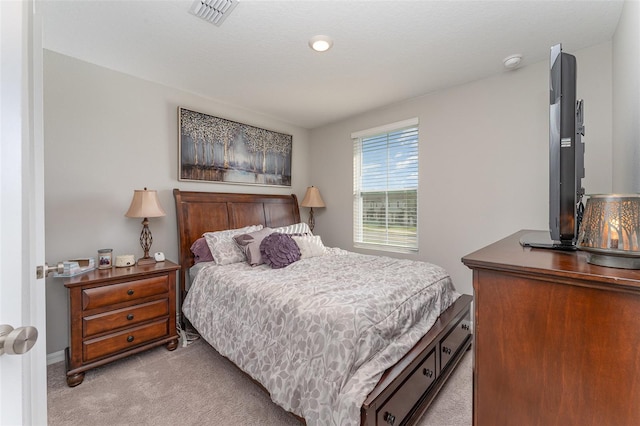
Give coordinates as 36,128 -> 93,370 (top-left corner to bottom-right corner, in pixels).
63,260 -> 180,387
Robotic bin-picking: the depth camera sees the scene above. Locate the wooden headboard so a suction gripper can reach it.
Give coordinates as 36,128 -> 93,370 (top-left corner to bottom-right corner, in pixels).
173,189 -> 301,302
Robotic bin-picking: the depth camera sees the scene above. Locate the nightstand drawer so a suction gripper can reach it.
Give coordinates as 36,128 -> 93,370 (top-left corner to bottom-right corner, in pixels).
82,276 -> 169,310
83,299 -> 169,338
83,319 -> 169,362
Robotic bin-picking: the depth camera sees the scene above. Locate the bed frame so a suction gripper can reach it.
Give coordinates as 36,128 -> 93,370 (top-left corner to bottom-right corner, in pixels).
173,189 -> 472,426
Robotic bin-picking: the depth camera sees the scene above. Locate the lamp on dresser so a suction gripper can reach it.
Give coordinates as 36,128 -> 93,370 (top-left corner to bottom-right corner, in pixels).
577,193 -> 640,269
300,186 -> 325,232
125,188 -> 166,265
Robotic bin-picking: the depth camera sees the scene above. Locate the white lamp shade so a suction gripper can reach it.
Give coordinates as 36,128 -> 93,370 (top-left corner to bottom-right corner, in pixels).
301,186 -> 325,208
124,188 -> 166,218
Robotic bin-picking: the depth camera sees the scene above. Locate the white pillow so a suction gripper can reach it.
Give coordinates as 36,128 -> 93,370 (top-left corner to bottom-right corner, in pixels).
291,235 -> 326,259
204,225 -> 263,265
273,222 -> 312,236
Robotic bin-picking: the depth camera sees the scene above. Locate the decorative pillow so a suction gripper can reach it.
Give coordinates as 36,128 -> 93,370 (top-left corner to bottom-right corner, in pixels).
190,237 -> 214,264
272,222 -> 312,236
291,235 -> 326,259
204,224 -> 263,266
233,227 -> 274,266
260,233 -> 301,269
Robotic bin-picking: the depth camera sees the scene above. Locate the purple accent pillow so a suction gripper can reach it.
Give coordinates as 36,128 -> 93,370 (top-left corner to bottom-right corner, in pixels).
260,233 -> 301,269
190,237 -> 214,264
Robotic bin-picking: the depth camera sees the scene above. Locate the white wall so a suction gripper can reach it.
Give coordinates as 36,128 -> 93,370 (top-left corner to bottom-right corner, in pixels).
45,27 -> 636,356
309,43 -> 613,297
43,50 -> 311,354
612,0 -> 640,193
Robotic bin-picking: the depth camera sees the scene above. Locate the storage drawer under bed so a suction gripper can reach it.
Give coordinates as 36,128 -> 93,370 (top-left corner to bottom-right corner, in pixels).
440,313 -> 471,372
377,349 -> 437,426
368,298 -> 472,426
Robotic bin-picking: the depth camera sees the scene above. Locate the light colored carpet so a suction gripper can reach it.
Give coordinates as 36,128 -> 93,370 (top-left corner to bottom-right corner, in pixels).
48,338 -> 471,425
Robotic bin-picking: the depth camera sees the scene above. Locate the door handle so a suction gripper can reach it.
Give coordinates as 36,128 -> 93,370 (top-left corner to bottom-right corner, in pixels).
0,324 -> 38,355
36,262 -> 64,279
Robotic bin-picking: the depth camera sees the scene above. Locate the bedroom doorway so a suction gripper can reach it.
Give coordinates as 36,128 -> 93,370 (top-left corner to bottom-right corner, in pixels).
0,0 -> 48,423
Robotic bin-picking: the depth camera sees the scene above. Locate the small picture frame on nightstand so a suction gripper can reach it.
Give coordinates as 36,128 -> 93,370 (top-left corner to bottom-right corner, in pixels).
97,249 -> 113,269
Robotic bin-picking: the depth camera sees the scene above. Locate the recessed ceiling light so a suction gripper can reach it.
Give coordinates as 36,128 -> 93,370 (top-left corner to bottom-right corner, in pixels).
309,35 -> 333,53
503,54 -> 523,70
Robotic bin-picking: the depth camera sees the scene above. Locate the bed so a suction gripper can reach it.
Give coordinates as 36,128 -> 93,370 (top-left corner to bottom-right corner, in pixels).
173,189 -> 472,426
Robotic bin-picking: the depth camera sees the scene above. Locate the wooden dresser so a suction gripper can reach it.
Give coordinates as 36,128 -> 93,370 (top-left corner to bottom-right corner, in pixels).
462,230 -> 640,426
64,261 -> 180,386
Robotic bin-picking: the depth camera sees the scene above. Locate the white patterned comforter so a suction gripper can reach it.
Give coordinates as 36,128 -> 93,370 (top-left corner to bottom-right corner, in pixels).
182,248 -> 460,425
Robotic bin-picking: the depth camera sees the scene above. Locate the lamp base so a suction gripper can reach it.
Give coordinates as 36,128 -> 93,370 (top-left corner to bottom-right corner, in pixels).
308,207 -> 315,232
586,253 -> 640,269
137,256 -> 157,266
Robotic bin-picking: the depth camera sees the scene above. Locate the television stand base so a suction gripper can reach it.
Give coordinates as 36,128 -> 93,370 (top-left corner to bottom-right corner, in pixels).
519,230 -> 577,251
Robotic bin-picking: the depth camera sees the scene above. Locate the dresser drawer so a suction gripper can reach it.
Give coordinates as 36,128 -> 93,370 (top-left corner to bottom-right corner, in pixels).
83,299 -> 169,338
377,349 -> 437,426
82,276 -> 169,310
83,319 -> 169,362
440,313 -> 471,372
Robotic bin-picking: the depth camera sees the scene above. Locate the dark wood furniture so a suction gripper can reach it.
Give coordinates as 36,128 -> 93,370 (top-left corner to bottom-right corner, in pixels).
63,261 -> 180,387
173,189 -> 472,426
462,230 -> 640,426
361,295 -> 471,426
173,189 -> 302,305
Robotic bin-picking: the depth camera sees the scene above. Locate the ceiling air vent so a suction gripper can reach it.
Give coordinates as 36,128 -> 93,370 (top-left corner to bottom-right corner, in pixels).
189,0 -> 238,26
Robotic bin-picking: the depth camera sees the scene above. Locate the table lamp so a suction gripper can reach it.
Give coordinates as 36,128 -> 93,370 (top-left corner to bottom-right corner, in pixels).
125,188 -> 166,265
577,194 -> 640,269
301,186 -> 325,232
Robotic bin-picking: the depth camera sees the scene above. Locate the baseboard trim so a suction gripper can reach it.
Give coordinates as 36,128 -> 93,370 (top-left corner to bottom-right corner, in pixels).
42,321 -> 475,366
47,350 -> 65,365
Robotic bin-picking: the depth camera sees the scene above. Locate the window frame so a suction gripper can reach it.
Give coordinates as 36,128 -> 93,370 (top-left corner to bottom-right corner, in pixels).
352,118 -> 419,254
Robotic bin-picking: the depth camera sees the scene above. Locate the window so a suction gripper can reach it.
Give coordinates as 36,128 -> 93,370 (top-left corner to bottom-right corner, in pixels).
352,118 -> 419,252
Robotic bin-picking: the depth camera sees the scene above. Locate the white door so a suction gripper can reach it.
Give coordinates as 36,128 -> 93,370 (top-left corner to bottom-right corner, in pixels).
0,0 -> 48,424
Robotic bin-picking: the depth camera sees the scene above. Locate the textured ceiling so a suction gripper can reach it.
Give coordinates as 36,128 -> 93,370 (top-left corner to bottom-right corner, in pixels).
42,0 -> 624,129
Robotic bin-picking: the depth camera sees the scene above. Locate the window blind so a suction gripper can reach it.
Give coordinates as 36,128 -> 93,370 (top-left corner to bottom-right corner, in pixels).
353,120 -> 419,252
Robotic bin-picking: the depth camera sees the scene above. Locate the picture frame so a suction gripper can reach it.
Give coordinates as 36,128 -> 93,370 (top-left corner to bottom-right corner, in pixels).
178,107 -> 292,187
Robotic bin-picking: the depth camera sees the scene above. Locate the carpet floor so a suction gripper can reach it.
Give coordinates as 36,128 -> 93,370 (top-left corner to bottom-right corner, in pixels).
48,338 -> 471,425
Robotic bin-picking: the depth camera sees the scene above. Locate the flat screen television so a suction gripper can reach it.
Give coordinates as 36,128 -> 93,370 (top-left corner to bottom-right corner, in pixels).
521,43 -> 585,249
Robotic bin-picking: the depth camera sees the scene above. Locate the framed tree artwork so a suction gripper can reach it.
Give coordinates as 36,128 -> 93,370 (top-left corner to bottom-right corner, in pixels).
178,107 -> 292,186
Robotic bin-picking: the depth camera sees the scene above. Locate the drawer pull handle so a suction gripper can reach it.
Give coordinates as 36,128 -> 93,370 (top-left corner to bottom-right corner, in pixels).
423,368 -> 433,378
127,335 -> 134,343
383,412 -> 396,425
127,289 -> 134,296
126,314 -> 134,321
442,346 -> 452,355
